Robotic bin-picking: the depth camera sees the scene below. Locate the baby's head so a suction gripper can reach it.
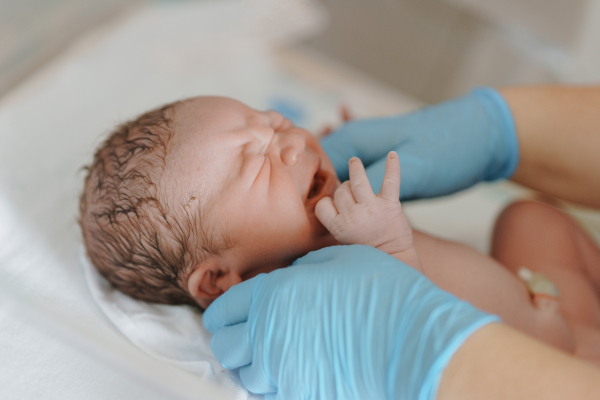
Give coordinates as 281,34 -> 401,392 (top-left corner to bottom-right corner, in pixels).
80,97 -> 339,309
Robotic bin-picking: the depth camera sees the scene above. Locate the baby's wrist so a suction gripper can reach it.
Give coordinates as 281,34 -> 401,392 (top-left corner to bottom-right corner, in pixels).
386,246 -> 424,274
375,237 -> 413,257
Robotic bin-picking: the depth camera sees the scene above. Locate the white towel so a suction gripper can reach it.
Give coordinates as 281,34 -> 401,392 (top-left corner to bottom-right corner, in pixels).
81,248 -> 262,400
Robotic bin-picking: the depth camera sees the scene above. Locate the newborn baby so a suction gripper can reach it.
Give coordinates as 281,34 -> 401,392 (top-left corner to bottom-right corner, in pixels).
80,96 -> 600,365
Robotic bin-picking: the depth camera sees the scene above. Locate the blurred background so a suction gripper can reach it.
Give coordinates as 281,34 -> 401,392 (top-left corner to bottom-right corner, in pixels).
2,0 -> 600,103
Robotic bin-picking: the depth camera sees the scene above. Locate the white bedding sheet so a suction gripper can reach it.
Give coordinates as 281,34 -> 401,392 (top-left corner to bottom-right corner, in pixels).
2,1 -> 599,399
0,2 -> 334,399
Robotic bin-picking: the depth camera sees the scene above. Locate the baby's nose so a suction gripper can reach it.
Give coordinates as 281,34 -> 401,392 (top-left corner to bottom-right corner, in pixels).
277,133 -> 305,167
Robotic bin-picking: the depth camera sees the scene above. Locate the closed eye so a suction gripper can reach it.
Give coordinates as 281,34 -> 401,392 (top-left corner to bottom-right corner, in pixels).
252,154 -> 270,186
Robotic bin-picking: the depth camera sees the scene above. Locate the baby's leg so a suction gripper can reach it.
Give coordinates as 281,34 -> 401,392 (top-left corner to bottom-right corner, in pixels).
412,230 -> 575,352
491,200 -> 600,328
570,322 -> 600,367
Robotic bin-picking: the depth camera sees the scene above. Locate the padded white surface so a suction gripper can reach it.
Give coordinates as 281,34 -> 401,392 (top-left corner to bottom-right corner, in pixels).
0,1 -> 421,398
82,248 -> 260,399
0,1 -> 334,399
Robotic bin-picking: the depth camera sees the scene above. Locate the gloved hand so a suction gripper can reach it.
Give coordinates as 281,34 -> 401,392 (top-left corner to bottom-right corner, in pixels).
320,87 -> 519,200
203,245 -> 498,400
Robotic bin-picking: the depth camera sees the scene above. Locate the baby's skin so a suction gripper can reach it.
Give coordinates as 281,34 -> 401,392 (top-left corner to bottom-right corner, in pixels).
315,151 -> 600,366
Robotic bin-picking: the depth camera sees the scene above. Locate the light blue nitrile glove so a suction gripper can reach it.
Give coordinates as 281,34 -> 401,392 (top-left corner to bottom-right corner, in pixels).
203,245 -> 499,400
320,87 -> 519,200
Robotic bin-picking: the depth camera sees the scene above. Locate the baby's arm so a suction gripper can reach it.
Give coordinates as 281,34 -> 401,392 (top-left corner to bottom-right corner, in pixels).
316,151 -> 423,273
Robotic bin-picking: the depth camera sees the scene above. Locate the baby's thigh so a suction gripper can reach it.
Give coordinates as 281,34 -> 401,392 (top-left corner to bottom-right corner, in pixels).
571,323 -> 600,367
413,232 -> 532,321
412,230 -> 575,352
491,200 -> 600,327
492,200 -> 600,281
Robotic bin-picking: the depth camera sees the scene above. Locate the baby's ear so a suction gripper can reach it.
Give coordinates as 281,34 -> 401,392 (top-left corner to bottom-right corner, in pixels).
187,257 -> 242,302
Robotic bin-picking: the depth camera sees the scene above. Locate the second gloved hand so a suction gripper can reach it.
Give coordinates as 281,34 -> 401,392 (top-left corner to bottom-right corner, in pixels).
203,245 -> 498,400
320,87 -> 519,200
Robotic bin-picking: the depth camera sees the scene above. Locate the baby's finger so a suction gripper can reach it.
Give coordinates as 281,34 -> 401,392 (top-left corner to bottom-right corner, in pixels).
348,157 -> 376,203
318,124 -> 333,138
315,197 -> 338,232
340,104 -> 353,122
379,151 -> 401,201
332,181 -> 356,213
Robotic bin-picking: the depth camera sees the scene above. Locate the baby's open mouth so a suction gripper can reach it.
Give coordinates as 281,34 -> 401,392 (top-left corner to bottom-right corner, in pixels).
307,169 -> 328,201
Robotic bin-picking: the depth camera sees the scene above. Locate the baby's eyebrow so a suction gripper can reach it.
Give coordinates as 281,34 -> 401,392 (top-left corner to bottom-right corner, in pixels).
233,133 -> 263,188
265,110 -> 285,129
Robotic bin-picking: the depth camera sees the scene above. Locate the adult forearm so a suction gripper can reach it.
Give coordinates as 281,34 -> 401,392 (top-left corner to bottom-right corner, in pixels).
438,323 -> 600,400
501,86 -> 600,208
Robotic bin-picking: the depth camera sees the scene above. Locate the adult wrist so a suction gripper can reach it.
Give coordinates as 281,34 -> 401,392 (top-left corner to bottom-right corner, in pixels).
472,87 -> 520,181
421,314 -> 500,400
388,289 -> 500,400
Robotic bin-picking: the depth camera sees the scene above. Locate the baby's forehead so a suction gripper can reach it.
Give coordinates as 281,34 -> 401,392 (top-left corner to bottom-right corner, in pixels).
168,96 -> 254,159
172,96 -> 279,140
174,96 -> 255,131
161,96 -> 255,206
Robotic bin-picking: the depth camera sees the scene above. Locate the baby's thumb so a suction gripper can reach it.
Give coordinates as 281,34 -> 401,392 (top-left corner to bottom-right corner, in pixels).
315,197 -> 338,234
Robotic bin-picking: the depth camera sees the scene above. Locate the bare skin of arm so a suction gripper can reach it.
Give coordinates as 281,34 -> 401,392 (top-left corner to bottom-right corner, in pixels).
500,86 -> 600,208
438,323 -> 600,400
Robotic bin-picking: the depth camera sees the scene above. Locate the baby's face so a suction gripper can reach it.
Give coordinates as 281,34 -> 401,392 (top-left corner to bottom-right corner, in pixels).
166,97 -> 339,301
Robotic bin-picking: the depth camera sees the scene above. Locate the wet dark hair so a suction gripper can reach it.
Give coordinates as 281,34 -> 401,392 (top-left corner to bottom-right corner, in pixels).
79,101 -> 226,306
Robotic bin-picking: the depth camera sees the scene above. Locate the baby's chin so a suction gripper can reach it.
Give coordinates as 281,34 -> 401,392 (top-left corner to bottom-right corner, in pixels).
305,171 -> 339,246
307,211 -> 338,248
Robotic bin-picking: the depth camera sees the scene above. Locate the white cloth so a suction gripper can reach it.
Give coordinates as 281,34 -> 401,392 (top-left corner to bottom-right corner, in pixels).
0,2 -> 331,399
81,249 -> 260,399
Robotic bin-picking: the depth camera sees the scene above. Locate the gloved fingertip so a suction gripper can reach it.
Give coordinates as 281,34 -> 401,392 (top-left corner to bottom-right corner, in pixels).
264,393 -> 278,400
210,323 -> 252,369
202,278 -> 257,333
240,364 -> 277,394
202,310 -> 220,335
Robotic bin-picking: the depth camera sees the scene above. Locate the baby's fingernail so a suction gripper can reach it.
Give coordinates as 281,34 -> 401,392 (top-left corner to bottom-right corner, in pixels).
388,151 -> 397,159
349,157 -> 358,164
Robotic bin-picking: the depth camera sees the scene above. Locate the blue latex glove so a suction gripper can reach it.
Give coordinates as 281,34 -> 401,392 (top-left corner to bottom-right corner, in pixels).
320,87 -> 519,200
203,245 -> 498,400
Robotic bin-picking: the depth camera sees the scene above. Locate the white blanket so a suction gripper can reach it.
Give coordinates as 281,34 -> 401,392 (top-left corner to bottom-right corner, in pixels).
81,248 -> 261,399
0,1 -> 333,399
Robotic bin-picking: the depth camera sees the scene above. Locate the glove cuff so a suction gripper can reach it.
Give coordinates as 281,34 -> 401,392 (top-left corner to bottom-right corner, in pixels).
422,314 -> 500,400
472,87 -> 520,181
387,274 -> 502,400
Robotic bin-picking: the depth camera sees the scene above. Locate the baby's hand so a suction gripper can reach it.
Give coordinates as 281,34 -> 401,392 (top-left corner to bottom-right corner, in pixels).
316,152 -> 422,272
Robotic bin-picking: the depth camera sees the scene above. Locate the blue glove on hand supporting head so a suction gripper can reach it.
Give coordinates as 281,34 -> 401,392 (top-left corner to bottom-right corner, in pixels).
320,87 -> 519,200
203,245 -> 498,400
